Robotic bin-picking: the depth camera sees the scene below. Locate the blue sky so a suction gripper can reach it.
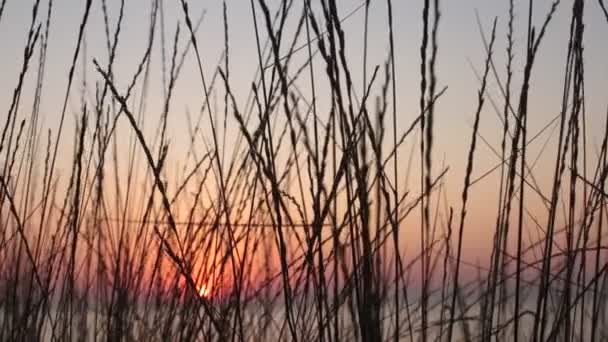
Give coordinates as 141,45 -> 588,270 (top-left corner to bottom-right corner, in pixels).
1,0 -> 607,258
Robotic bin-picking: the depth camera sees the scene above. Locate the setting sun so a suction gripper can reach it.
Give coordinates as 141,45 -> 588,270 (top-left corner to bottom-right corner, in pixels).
197,283 -> 211,299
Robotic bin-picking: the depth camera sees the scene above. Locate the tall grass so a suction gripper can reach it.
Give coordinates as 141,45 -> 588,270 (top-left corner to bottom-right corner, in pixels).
1,0 -> 607,341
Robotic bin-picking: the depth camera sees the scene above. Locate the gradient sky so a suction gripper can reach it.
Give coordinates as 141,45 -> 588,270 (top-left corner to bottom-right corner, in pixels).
1,0 -> 607,262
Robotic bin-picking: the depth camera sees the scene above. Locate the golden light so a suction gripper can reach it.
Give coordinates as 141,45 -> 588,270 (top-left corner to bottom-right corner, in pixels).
197,283 -> 211,298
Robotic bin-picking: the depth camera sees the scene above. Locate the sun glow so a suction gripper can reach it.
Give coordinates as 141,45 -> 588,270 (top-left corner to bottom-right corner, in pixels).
197,283 -> 211,298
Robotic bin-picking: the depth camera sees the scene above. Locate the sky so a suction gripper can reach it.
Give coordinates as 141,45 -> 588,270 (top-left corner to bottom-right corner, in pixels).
1,0 -> 607,263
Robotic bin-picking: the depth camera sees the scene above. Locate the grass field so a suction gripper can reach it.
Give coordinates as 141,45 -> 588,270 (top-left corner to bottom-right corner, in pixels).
1,0 -> 608,340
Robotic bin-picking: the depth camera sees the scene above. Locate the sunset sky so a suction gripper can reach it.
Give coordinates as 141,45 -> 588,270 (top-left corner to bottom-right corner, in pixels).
1,0 -> 607,263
